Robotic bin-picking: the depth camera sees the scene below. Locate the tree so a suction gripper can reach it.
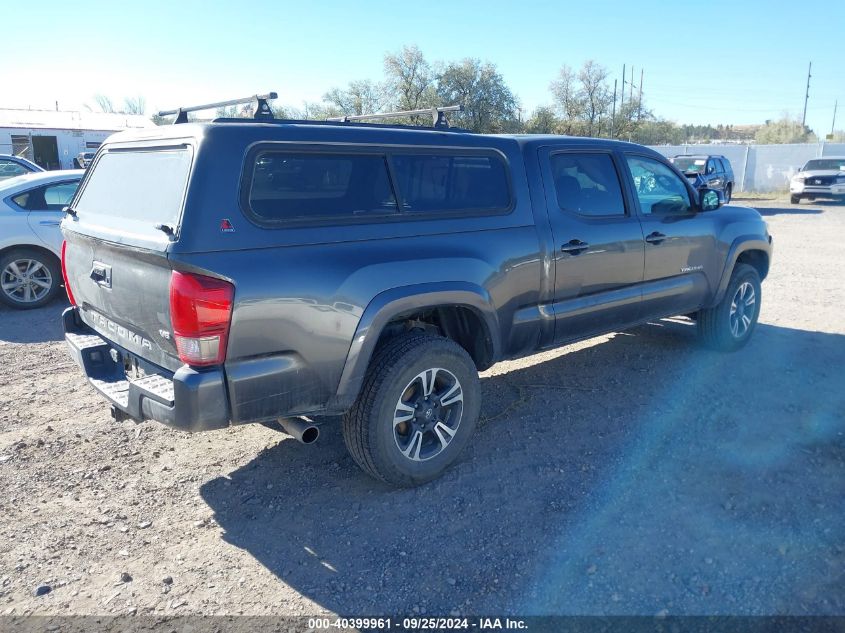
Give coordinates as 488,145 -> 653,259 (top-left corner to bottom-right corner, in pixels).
524,106 -> 559,134
578,61 -> 612,136
324,80 -> 386,116
436,58 -> 518,133
93,94 -> 115,113
549,65 -> 585,134
550,61 -> 616,137
630,118 -> 684,145
383,45 -> 436,112
124,96 -> 146,115
755,117 -> 816,144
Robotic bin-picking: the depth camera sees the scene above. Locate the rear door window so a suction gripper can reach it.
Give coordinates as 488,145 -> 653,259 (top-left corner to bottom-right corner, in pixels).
246,152 -> 397,223
550,152 -> 626,217
12,181 -> 80,211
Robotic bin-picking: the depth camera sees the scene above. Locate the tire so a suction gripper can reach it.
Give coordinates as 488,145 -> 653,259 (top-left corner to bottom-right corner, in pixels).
342,333 -> 481,487
724,184 -> 732,203
0,248 -> 62,309
790,195 -> 801,204
72,158 -> 81,168
696,263 -> 761,352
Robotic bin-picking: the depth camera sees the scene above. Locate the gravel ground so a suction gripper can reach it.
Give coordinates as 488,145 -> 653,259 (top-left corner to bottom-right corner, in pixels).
0,196 -> 843,617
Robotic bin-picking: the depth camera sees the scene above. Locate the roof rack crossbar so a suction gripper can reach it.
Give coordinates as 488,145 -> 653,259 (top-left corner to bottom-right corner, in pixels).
327,105 -> 463,128
158,92 -> 277,124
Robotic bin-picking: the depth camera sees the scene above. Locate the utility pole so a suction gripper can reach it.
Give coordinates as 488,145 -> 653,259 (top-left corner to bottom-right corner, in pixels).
832,100 -> 838,137
630,66 -> 634,103
621,64 -> 625,111
801,61 -> 812,128
638,68 -> 644,120
611,79 -> 617,139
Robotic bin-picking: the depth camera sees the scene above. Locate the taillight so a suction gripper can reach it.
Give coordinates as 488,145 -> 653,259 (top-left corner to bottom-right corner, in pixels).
61,240 -> 77,306
169,271 -> 234,366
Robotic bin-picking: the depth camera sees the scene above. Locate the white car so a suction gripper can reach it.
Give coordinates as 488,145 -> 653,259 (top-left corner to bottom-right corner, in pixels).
0,170 -> 84,309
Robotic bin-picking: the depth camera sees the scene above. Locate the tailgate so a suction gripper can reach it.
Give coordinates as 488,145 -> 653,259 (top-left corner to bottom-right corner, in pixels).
61,144 -> 195,372
63,233 -> 180,371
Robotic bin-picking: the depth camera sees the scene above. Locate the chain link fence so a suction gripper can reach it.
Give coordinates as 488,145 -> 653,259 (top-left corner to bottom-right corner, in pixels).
648,143 -> 845,193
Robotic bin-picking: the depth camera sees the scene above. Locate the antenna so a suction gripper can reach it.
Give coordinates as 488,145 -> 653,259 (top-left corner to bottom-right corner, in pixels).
158,92 -> 278,124
327,105 -> 464,128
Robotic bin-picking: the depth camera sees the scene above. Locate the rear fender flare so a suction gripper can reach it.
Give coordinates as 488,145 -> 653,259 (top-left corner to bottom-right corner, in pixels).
332,282 -> 500,410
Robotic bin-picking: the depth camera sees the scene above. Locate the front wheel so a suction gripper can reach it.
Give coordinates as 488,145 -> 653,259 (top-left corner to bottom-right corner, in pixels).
0,248 -> 62,309
696,263 -> 761,352
724,184 -> 732,203
790,194 -> 801,204
342,333 -> 481,486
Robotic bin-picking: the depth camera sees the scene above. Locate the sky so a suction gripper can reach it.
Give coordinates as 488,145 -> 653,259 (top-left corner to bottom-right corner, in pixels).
3,0 -> 843,135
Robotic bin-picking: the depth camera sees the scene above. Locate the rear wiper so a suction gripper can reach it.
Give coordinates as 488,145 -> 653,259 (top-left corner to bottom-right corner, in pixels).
154,223 -> 177,240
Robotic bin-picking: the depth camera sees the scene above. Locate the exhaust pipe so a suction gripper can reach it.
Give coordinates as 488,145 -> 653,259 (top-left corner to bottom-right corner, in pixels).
277,417 -> 320,445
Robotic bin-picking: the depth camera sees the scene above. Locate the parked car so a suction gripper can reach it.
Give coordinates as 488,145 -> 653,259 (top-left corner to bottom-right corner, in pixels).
73,151 -> 97,169
61,111 -> 772,487
0,155 -> 45,181
789,156 -> 845,204
0,170 -> 83,308
670,154 -> 735,203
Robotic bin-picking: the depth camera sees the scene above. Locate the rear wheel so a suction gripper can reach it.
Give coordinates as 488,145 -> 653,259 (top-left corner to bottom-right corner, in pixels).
0,248 -> 62,309
790,194 -> 801,204
696,263 -> 761,352
342,333 -> 481,486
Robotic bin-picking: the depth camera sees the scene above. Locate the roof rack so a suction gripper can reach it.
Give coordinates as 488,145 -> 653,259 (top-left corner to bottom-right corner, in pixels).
158,92 -> 277,124
327,105 -> 463,129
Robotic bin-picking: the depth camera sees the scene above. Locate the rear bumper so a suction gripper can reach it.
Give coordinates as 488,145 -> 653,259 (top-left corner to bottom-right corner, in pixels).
63,307 -> 230,432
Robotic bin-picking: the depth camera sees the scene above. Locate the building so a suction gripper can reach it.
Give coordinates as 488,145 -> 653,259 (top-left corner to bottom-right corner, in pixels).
0,108 -> 156,170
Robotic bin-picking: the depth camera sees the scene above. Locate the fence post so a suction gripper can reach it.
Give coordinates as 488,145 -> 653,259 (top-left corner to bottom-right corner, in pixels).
740,145 -> 751,193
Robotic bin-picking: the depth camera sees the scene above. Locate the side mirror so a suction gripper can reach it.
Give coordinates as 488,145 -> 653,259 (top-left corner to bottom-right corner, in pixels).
699,188 -> 721,211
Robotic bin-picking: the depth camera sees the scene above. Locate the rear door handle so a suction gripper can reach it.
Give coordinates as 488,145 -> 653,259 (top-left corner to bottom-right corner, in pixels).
39,220 -> 62,226
561,239 -> 589,254
645,232 -> 667,245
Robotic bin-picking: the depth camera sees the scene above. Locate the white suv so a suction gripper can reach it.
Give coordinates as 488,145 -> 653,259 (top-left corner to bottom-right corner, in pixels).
790,156 -> 845,204
0,170 -> 83,309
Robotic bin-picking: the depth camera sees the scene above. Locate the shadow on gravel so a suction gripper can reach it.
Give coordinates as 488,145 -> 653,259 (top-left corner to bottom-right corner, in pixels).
752,206 -> 824,216
0,299 -> 67,343
201,321 -> 845,616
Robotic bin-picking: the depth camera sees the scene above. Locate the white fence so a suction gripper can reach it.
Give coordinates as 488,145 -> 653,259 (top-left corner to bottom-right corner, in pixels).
648,143 -> 845,193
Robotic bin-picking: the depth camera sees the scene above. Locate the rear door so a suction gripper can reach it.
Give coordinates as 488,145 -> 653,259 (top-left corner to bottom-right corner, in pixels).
24,180 -> 80,253
62,143 -> 195,371
539,147 -> 645,342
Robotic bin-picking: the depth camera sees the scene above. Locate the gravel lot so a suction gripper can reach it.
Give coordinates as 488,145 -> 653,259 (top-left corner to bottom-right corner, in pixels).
1,196 -> 843,617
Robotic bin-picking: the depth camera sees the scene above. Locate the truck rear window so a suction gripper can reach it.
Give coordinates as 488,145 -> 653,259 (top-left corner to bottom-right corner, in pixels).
74,148 -> 192,232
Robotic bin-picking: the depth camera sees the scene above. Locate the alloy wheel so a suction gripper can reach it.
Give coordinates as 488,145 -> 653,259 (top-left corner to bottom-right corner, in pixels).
729,281 -> 756,338
393,367 -> 464,462
1,258 -> 53,304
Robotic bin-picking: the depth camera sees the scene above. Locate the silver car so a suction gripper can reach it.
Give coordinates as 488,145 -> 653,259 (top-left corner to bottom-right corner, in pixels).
0,155 -> 45,181
0,170 -> 83,308
790,156 -> 845,204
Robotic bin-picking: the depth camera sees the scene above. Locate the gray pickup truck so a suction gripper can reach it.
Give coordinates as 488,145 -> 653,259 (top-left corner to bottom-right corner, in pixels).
61,106 -> 772,486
